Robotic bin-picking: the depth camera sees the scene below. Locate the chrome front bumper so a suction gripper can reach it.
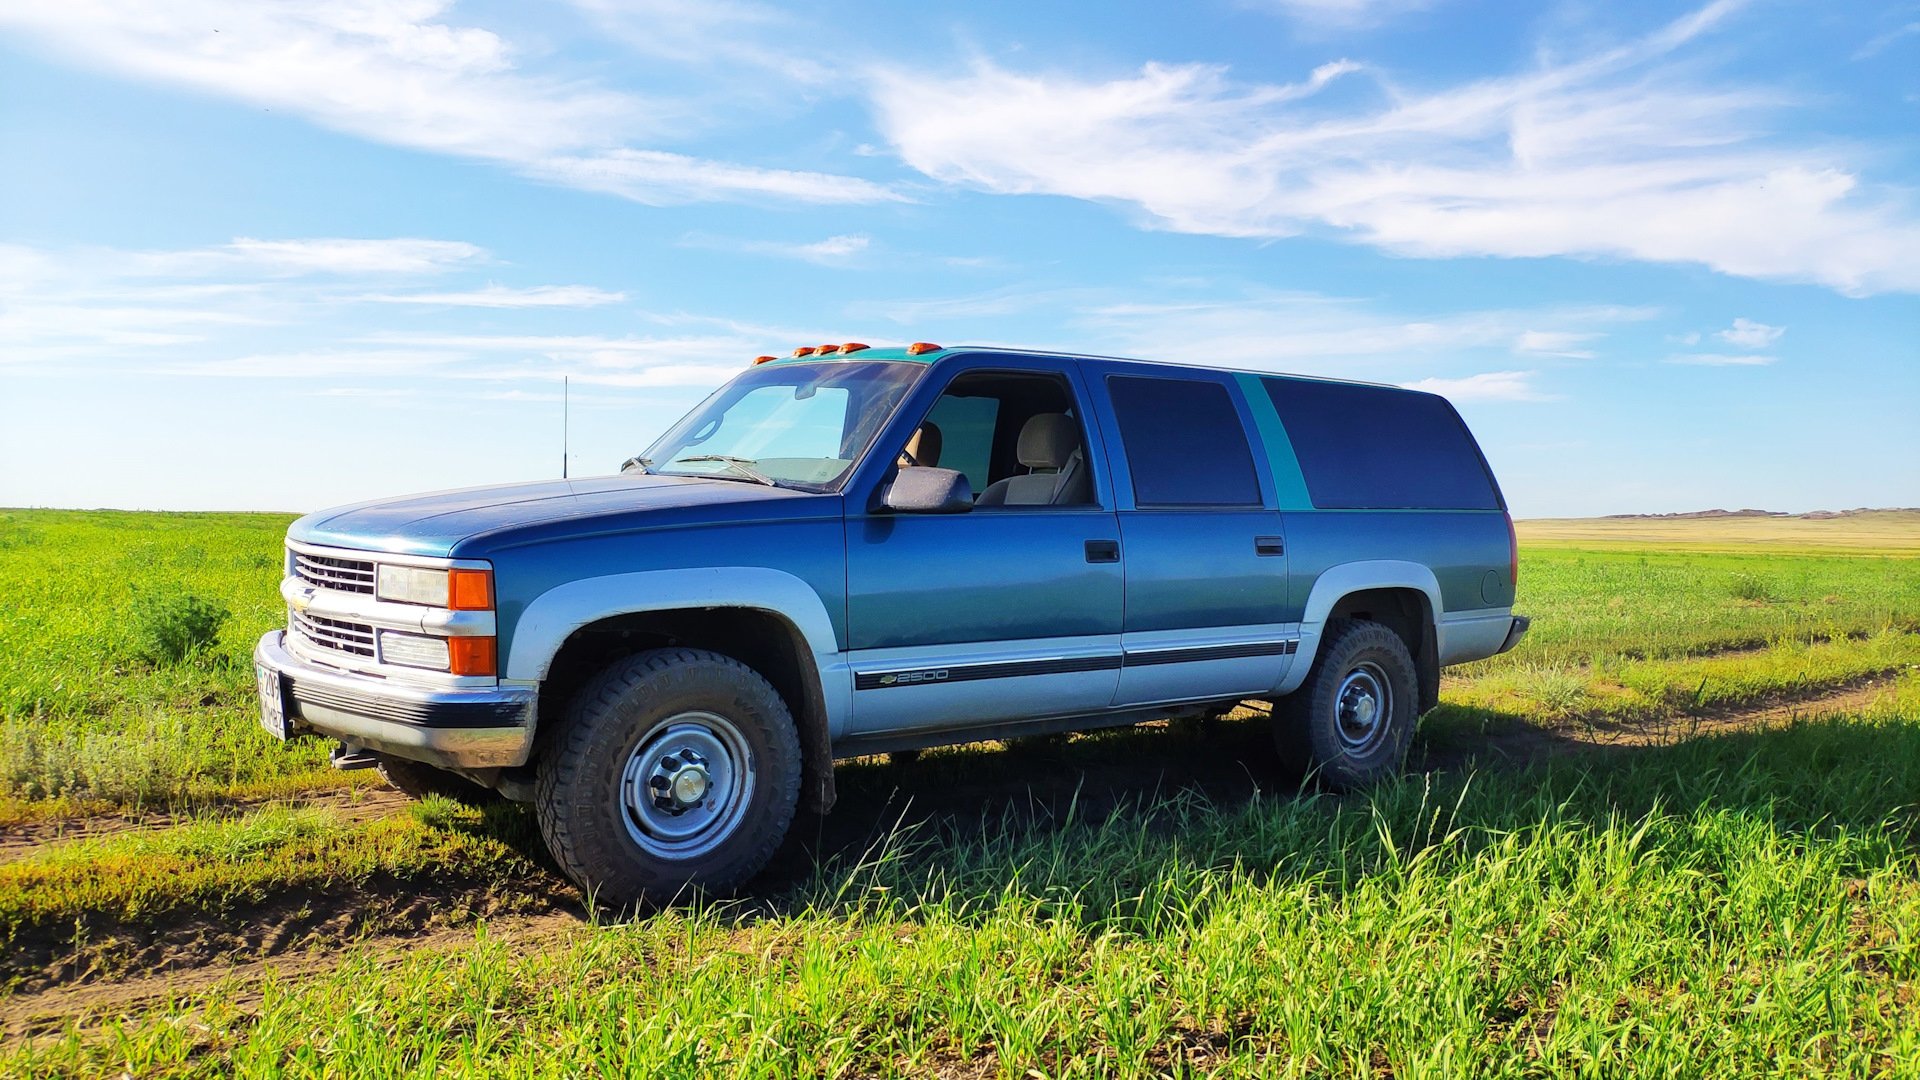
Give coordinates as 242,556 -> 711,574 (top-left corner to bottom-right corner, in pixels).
253,630 -> 536,769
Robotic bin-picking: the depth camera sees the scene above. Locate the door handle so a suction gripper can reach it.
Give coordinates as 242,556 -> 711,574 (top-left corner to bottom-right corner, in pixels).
1085,539 -> 1120,563
1255,535 -> 1285,557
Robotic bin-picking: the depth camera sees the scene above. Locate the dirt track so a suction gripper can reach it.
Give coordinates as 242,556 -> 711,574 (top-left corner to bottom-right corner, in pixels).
0,788 -> 412,867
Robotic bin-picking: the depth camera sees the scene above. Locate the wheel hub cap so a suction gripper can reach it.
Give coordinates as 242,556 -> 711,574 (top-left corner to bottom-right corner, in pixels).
619,713 -> 755,858
647,750 -> 711,812
1335,663 -> 1393,753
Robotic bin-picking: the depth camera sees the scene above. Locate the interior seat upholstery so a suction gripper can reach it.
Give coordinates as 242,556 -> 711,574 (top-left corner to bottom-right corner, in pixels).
976,413 -> 1090,506
899,421 -> 943,468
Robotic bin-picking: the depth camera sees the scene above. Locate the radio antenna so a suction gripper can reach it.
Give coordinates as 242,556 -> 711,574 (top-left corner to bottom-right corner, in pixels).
562,375 -> 570,479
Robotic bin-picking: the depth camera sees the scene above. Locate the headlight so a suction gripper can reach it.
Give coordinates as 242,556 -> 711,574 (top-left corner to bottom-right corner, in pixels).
377,564 -> 449,607
377,630 -> 450,670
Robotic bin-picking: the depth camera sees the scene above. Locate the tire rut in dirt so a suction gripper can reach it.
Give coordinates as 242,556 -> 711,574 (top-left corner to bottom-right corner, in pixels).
1417,671 -> 1904,773
0,789 -> 413,867
0,911 -> 585,1043
1,868 -> 583,1002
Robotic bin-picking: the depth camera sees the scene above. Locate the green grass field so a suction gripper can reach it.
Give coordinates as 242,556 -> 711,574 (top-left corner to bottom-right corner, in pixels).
1,508 -> 1916,1076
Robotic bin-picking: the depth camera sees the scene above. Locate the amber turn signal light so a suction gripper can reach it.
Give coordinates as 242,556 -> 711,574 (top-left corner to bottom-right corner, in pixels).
447,636 -> 497,677
447,568 -> 492,611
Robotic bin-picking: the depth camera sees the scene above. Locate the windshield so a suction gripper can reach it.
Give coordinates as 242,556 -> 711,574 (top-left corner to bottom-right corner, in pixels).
640,361 -> 924,489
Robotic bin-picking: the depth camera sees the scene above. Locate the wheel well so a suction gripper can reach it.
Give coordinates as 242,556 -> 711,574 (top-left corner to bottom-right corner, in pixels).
535,607 -> 836,812
1327,587 -> 1440,713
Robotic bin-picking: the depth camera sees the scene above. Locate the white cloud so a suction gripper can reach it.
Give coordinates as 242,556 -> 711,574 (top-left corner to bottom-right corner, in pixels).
170,349 -> 473,379
358,284 -> 626,307
0,1 -> 896,207
0,1 -> 638,159
869,2 -> 1920,294
679,233 -> 873,265
1513,329 -> 1599,359
142,237 -> 490,277
1401,370 -> 1548,402
1244,0 -> 1433,29
356,330 -> 806,374
0,238 -> 495,367
1854,20 -> 1920,60
531,151 -> 904,206
1072,292 -> 1653,373
1667,352 -> 1776,365
1715,317 -> 1784,348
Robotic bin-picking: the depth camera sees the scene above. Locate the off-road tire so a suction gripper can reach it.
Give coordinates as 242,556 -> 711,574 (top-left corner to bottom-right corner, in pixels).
375,755 -> 500,806
534,648 -> 801,908
1274,619 -> 1418,791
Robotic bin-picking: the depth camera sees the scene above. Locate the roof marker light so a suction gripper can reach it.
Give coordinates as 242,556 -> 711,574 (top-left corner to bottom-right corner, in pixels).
817,344 -> 839,355
906,342 -> 943,355
752,355 -> 777,365
840,342 -> 870,353
792,346 -> 817,357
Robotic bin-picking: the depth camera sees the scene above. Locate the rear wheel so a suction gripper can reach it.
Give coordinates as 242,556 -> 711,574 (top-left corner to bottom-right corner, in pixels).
1274,619 -> 1418,790
534,648 -> 801,908
374,754 -> 500,806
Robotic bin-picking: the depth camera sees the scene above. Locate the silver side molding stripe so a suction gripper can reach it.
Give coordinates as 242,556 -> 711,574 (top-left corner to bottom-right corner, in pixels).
855,638 -> 1298,690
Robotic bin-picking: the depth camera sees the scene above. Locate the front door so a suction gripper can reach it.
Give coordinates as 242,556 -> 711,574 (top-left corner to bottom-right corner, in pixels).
844,359 -> 1124,736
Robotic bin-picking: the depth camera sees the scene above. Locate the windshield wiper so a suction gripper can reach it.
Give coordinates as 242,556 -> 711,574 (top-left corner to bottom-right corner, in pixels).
621,455 -> 654,474
671,455 -> 780,486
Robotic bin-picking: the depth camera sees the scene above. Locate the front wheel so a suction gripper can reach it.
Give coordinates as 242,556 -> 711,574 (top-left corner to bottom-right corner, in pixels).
534,648 -> 801,907
1274,619 -> 1419,790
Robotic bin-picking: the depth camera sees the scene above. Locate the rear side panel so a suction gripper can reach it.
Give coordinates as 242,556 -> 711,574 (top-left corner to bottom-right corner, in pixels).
1281,511 -> 1514,617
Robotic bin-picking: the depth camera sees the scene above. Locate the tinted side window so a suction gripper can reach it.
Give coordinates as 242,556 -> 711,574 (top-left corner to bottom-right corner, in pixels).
1262,378 -> 1500,510
1107,375 -> 1260,507
921,393 -> 998,495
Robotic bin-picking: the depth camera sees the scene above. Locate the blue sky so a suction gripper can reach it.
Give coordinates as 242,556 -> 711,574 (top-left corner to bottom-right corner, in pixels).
1,0 -> 1915,516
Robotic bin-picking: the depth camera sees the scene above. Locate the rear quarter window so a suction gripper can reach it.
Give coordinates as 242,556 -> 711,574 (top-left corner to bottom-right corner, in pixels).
1262,378 -> 1501,510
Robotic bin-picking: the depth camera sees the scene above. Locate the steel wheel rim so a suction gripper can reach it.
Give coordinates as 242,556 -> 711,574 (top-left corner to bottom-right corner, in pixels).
619,711 -> 755,859
1334,662 -> 1393,753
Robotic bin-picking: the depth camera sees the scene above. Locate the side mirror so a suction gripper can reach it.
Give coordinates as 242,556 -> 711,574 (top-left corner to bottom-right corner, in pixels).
880,467 -> 973,514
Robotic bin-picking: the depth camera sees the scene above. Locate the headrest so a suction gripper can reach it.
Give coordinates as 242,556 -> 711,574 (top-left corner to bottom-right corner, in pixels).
1017,413 -> 1078,469
905,421 -> 942,467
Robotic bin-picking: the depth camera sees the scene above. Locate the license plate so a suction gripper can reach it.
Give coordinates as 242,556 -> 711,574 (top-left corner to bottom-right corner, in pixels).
256,664 -> 288,740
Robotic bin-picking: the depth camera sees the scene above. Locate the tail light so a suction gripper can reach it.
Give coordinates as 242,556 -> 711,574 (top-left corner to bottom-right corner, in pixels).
1505,512 -> 1519,589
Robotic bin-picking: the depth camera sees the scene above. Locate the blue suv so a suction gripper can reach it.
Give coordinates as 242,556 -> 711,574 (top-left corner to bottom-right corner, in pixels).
256,343 -> 1528,904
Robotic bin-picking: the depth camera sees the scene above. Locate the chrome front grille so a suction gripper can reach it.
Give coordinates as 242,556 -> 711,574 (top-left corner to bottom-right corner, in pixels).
291,609 -> 377,658
292,551 -> 376,595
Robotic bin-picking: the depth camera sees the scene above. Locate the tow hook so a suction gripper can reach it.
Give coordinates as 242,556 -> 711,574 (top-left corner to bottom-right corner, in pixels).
329,742 -> 380,771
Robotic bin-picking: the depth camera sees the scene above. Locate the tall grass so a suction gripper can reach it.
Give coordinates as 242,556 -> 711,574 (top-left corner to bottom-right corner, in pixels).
10,687 -> 1918,1075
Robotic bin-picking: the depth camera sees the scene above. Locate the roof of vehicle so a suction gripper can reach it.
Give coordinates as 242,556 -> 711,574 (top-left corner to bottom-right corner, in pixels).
759,344 -> 1415,395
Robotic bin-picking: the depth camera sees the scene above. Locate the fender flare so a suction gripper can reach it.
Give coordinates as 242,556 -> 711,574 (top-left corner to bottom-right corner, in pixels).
505,567 -> 851,738
1276,560 -> 1443,696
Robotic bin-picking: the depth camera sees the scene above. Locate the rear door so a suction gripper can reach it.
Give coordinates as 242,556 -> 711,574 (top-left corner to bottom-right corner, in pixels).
1084,365 -> 1298,706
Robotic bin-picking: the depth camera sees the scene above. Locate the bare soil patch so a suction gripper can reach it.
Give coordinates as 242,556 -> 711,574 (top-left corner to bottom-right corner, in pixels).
0,908 -> 583,1042
0,788 -> 412,867
0,867 -> 583,1037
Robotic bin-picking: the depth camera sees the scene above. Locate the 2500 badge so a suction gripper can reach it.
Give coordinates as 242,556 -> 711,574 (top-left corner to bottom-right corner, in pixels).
878,669 -> 949,686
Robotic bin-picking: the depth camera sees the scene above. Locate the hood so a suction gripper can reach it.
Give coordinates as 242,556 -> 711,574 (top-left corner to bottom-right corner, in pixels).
288,472 -> 827,557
